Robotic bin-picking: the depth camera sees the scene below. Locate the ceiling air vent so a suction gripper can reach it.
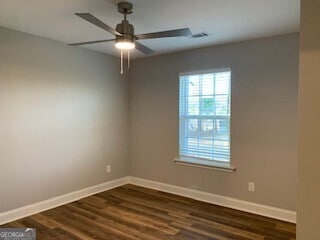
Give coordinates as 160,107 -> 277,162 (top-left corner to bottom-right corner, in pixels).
192,32 -> 209,38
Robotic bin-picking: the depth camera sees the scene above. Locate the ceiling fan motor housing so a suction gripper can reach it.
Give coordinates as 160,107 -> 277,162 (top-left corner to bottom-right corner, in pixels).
116,20 -> 135,43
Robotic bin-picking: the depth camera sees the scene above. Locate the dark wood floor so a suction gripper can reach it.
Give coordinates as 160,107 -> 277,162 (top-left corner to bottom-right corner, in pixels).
1,184 -> 296,240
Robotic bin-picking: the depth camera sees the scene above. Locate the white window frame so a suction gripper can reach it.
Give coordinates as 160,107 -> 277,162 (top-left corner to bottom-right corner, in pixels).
175,68 -> 235,172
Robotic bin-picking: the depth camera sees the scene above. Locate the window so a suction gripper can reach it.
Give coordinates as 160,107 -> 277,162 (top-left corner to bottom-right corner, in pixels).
177,69 -> 232,170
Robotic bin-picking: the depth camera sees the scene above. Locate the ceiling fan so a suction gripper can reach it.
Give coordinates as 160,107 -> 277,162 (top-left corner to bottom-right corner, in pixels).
69,1 -> 192,72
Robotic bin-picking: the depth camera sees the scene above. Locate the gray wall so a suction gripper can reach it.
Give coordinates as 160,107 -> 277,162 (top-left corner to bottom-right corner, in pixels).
297,0 -> 320,238
129,33 -> 299,211
0,26 -> 129,213
0,25 -> 299,215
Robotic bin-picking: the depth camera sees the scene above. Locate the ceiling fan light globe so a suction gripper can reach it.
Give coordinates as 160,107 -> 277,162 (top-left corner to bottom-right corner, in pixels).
115,40 -> 135,50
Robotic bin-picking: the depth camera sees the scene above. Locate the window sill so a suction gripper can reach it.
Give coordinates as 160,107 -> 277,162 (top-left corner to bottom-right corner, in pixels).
174,156 -> 236,173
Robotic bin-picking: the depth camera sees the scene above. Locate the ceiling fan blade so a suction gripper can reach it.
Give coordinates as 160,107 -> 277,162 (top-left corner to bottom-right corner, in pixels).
75,13 -> 122,36
135,42 -> 155,55
68,39 -> 115,46
135,28 -> 192,40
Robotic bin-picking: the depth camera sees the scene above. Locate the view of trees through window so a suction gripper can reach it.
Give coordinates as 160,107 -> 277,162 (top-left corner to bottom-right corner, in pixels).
179,70 -> 231,162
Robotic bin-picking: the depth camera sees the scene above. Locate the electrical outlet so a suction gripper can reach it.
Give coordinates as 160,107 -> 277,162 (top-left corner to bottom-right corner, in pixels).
106,165 -> 111,173
248,182 -> 255,192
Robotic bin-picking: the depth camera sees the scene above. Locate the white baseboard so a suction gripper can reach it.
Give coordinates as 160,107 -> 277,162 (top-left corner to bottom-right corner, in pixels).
0,177 -> 129,225
0,176 -> 296,225
128,177 -> 297,223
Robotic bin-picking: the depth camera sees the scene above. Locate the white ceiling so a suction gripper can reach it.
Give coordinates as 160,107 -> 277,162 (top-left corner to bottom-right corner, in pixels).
0,0 -> 300,58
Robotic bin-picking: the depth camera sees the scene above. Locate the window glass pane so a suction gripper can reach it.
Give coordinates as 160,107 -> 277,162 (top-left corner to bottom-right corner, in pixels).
215,72 -> 230,94
201,119 -> 214,136
214,118 -> 230,140
215,95 -> 229,115
200,97 -> 214,115
213,140 -> 230,162
188,97 -> 199,115
187,119 -> 198,137
188,75 -> 199,96
201,74 -> 214,95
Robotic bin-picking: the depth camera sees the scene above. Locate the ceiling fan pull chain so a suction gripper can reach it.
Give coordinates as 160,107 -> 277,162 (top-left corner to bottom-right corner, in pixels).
120,50 -> 124,74
127,50 -> 130,70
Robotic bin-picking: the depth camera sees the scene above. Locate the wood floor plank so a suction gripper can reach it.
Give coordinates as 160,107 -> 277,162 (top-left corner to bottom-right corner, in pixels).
30,213 -> 96,240
0,184 -> 296,240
